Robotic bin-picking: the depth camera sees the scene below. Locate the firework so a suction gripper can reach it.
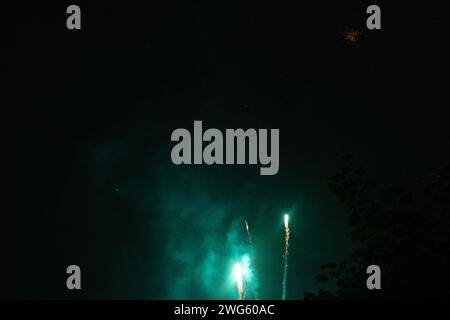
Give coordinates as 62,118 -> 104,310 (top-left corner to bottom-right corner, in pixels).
244,219 -> 252,245
343,29 -> 361,47
241,219 -> 260,299
282,214 -> 290,300
233,263 -> 245,300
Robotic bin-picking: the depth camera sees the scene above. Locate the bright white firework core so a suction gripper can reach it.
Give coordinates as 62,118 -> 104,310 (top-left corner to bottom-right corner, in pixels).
233,263 -> 243,286
284,214 -> 289,228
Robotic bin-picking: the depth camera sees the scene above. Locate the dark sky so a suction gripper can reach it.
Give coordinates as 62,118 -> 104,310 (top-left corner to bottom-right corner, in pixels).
5,1 -> 450,299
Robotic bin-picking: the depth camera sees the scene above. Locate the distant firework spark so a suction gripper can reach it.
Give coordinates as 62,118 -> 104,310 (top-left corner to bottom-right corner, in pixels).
343,29 -> 361,47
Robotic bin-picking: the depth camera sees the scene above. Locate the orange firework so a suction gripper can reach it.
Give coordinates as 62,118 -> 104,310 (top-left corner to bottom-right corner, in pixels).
343,29 -> 361,47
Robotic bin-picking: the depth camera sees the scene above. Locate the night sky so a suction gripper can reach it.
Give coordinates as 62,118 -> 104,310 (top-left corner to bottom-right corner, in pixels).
5,2 -> 450,299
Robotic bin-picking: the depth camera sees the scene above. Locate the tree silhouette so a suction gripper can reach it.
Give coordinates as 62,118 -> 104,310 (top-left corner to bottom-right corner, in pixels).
305,155 -> 450,299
